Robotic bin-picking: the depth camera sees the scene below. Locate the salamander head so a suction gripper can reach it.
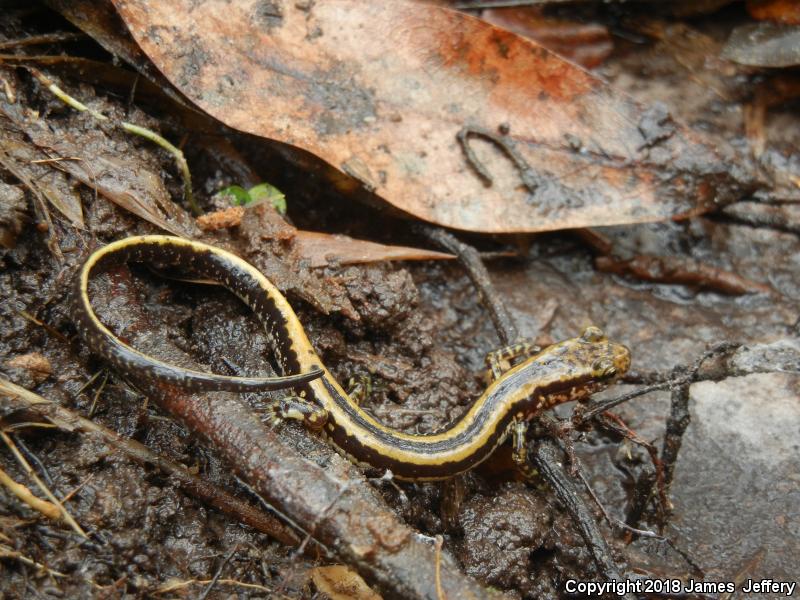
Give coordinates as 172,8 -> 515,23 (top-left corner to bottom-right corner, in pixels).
577,325 -> 631,382
532,326 -> 631,406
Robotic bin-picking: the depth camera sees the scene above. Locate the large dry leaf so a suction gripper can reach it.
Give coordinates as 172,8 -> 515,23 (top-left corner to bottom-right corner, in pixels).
113,0 -> 754,233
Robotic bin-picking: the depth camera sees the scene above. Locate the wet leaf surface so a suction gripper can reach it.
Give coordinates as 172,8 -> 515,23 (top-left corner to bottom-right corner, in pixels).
0,132 -> 84,229
112,0 -> 755,233
0,93 -> 195,237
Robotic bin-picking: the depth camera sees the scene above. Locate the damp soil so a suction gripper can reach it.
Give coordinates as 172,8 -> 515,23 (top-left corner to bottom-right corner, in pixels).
1,4 -> 799,600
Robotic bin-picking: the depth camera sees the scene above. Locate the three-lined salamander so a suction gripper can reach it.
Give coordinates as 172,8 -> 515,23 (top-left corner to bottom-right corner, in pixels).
74,235 -> 631,481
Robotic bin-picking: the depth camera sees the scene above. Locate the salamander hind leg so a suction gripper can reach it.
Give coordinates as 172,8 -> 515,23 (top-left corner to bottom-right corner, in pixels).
511,421 -> 540,480
269,396 -> 328,431
347,374 -> 372,406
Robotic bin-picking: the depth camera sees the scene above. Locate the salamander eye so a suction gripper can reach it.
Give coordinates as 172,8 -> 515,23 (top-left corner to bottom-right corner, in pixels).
581,326 -> 605,343
592,358 -> 616,378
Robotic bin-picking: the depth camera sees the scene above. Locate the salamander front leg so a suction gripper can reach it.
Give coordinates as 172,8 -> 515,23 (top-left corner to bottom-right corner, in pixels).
269,396 -> 328,431
485,341 -> 541,381
511,421 -> 539,480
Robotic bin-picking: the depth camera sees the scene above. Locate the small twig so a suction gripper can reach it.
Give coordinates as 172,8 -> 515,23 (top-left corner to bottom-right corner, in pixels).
13,436 -> 55,486
88,370 -> 109,418
573,228 -> 615,255
0,465 -> 61,520
61,474 -> 97,504
17,310 -> 69,343
155,578 -> 272,595
199,544 -> 239,600
662,378 -> 690,495
534,441 -> 633,598
456,125 -> 541,195
662,527 -> 706,576
575,382 -> 671,423
0,544 -> 67,577
30,156 -> 82,165
37,71 -> 106,120
722,202 -> 800,236
434,535 -> 446,600
575,464 -> 663,540
596,254 -> 772,296
75,370 -> 105,397
414,224 -> 519,344
3,422 -> 59,432
28,68 -> 198,215
0,32 -> 84,51
234,475 -> 322,553
0,430 -> 87,538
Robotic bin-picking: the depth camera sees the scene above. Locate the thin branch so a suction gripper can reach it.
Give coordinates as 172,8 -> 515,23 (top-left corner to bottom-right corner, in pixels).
199,544 -> 238,600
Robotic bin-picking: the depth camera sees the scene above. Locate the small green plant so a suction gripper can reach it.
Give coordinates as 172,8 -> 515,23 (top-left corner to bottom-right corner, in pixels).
219,183 -> 286,214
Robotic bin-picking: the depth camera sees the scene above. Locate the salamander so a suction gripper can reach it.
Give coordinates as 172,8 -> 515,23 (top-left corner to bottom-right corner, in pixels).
74,235 -> 631,481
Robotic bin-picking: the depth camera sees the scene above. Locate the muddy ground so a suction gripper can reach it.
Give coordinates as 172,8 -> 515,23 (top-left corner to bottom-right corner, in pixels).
1,3 -> 799,599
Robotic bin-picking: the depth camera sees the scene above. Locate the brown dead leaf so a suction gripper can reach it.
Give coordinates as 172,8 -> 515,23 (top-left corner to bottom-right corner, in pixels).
293,230 -> 452,268
112,0 -> 755,233
230,202 -> 453,268
60,155 -> 197,237
241,201 -> 454,267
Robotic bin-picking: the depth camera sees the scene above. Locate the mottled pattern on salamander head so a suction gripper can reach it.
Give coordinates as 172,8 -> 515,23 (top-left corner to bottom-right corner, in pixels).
534,326 -> 631,408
